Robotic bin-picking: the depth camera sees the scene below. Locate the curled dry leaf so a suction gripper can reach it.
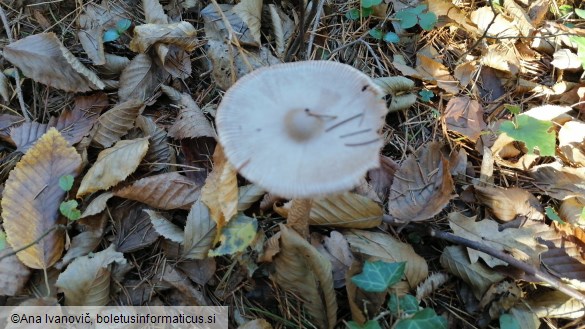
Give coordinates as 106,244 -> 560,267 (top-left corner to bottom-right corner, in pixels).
55,245 -> 127,306
527,290 -> 585,319
374,76 -> 417,112
156,44 -> 192,79
416,54 -> 460,94
144,209 -> 184,243
415,272 -> 451,301
237,184 -> 266,211
114,172 -> 201,210
77,137 -> 149,197
130,21 -> 198,53
2,128 -> 82,269
183,199 -> 217,260
274,192 -> 383,229
80,192 -> 114,218
0,245 -> 31,295
442,96 -> 486,142
99,54 -> 131,77
118,54 -> 168,102
474,185 -> 544,222
143,0 -> 169,24
272,225 -> 337,329
503,0 -> 534,37
471,7 -> 521,39
344,229 -> 428,289
558,120 -> 585,166
481,44 -> 521,75
92,99 -> 145,148
448,212 -> 548,268
268,4 -> 294,56
551,49 -> 582,70
530,163 -> 585,200
135,115 -> 172,172
490,131 -> 540,170
538,222 -> 585,288
3,33 -> 105,92
388,142 -> 455,222
427,0 -> 480,35
164,86 -> 216,139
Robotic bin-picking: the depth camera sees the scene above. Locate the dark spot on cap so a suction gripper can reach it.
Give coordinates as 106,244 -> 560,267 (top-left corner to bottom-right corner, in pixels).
362,85 -> 368,92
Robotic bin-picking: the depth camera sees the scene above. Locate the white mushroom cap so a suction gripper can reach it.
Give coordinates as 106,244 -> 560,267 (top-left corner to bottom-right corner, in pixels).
216,61 -> 388,198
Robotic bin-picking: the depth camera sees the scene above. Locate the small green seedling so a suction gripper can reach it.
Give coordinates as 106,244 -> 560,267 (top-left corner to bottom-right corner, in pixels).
419,90 -> 434,102
395,5 -> 437,31
346,7 -> 374,20
545,207 -> 565,224
58,174 -> 81,221
103,18 -> 132,42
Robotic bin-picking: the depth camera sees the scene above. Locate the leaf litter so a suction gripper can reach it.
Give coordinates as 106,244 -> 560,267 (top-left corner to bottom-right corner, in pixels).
1,0 -> 585,328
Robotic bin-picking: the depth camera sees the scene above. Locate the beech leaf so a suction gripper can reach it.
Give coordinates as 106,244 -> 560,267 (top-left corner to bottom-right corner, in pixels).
92,99 -> 145,148
183,199 -> 217,259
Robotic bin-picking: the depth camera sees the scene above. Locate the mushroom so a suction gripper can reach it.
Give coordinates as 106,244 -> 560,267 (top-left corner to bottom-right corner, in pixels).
216,60 -> 388,237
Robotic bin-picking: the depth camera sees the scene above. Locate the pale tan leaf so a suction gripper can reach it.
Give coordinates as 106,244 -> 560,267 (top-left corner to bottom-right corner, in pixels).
92,99 -> 145,148
143,0 -> 169,24
560,197 -> 585,226
135,115 -> 172,172
3,33 -> 104,92
538,222 -> 585,288
183,199 -> 217,259
2,128 -> 82,269
474,186 -> 544,222
470,7 -> 520,38
559,120 -> 585,166
81,192 -> 114,218
527,291 -> 585,319
99,54 -> 130,77
113,172 -> 201,210
374,76 -> 416,112
551,49 -> 582,70
201,146 -> 238,233
344,229 -> 428,288
427,0 -> 481,35
0,244 -> 31,295
442,96 -> 486,141
275,192 -> 383,229
416,54 -> 459,94
237,184 -> 266,211
530,163 -> 585,200
55,245 -> 126,305
454,61 -> 477,87
164,86 -> 216,139
448,212 -> 548,268
272,225 -> 337,329
78,28 -> 105,65
233,0 -> 263,46
440,245 -> 505,300
118,54 -> 168,102
202,3 -> 258,46
144,209 -> 184,243
503,0 -> 534,37
392,54 -> 421,78
481,44 -> 521,75
77,137 -> 149,197
388,142 -> 455,222
415,272 -> 450,301
130,22 -> 198,53
268,4 -> 294,56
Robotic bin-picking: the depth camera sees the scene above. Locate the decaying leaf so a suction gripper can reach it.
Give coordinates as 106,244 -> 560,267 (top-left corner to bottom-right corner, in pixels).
388,142 -> 455,222
272,225 -> 337,329
114,172 -> 201,210
80,192 -> 114,218
551,49 -> 582,70
268,4 -> 294,56
183,199 -> 217,259
527,291 -> 585,319
344,229 -> 428,288
92,99 -> 145,148
559,197 -> 585,226
201,0 -> 261,47
274,192 -> 383,229
368,155 -> 399,202
3,33 -> 105,92
442,96 -> 486,141
118,54 -> 168,102
474,185 -> 544,222
530,163 -> 585,200
538,222 -> 585,288
448,212 -> 547,268
164,86 -> 216,139
427,0 -> 480,35
374,76 -> 417,112
77,137 -> 149,197
470,6 -> 521,39
208,213 -> 257,256
55,245 -> 127,305
130,21 -> 198,53
0,244 -> 31,295
114,205 -> 159,253
2,128 -> 82,269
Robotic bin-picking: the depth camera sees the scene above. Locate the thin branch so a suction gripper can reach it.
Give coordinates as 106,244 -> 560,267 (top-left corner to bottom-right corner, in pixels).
429,228 -> 585,305
0,3 -> 31,121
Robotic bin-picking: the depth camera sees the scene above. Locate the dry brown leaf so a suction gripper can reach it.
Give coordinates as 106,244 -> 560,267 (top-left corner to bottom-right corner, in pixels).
135,115 -> 172,172
530,163 -> 585,200
10,122 -> 49,153
145,209 -> 184,243
268,4 -> 294,56
3,33 -> 105,92
527,290 -> 585,319
92,99 -> 145,148
99,54 -> 130,77
232,0 -> 262,46
0,114 -> 24,143
392,54 -> 421,78
490,131 -> 540,170
481,44 -> 521,76
2,128 -> 82,269
474,185 -> 544,222
0,243 -> 31,295
118,54 -> 168,102
559,120 -> 585,166
344,229 -> 428,288
311,231 -> 354,288
427,0 -> 481,35
114,205 -> 159,253
156,44 -> 192,78
443,97 -> 486,141
78,28 -> 105,66
416,54 -> 459,94
77,137 -> 149,197
470,6 -> 520,39
114,172 -> 201,210
272,225 -> 337,329
164,86 -> 216,139
368,155 -> 399,202
57,213 -> 107,268
55,245 -> 127,305
183,199 -> 217,259
143,0 -> 169,24
0,71 -> 10,102
503,0 -> 534,37
551,49 -> 582,70
202,2 -> 260,46
448,212 -> 548,268
275,192 -> 383,229
560,197 -> 585,226
388,142 -> 455,222
80,192 -> 114,218
454,61 -> 477,88
200,146 -> 238,236
130,21 -> 198,53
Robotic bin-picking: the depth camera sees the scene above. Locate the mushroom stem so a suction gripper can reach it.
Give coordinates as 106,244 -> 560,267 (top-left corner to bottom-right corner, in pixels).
286,198 -> 312,239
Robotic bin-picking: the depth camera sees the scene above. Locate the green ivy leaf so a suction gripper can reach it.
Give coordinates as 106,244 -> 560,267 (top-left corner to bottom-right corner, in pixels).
388,294 -> 420,316
103,29 -> 121,42
545,206 -> 565,224
369,28 -> 384,40
351,260 -> 406,292
418,90 -> 434,102
59,175 -> 74,192
575,8 -> 585,19
208,213 -> 257,257
395,308 -> 448,329
418,12 -> 437,30
499,313 -> 520,329
361,0 -> 382,9
116,19 -> 132,33
499,114 -> 556,157
60,200 -> 81,221
346,320 -> 382,329
383,31 -> 400,43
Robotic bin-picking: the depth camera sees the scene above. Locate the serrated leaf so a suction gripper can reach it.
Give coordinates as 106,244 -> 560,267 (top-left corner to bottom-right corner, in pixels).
80,192 -> 114,218
2,128 -> 82,269
77,137 -> 149,197
92,99 -> 145,148
114,172 -> 201,210
183,199 -> 217,259
59,200 -> 81,221
144,209 -> 184,243
118,54 -> 168,102
58,175 -> 74,192
3,33 -> 104,92
395,308 -> 447,329
143,0 -> 169,24
208,213 -> 257,256
164,86 -> 216,139
499,114 -> 556,157
55,245 -> 126,305
351,260 -> 405,292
